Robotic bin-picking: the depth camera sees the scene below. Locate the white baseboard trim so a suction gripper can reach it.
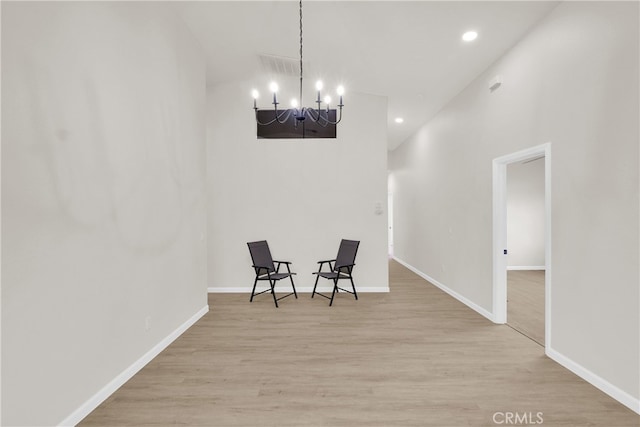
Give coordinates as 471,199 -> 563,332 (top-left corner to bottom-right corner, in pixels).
208,286 -> 389,293
208,287 -> 251,293
546,347 -> 640,415
507,266 -> 546,271
392,256 -> 494,322
59,305 -> 210,426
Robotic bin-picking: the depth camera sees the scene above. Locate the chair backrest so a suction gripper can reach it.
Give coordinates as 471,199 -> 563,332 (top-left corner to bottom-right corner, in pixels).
334,239 -> 360,271
247,240 -> 275,273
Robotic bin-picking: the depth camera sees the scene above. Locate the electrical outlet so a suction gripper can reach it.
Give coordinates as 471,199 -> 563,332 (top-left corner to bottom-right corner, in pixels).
145,316 -> 151,331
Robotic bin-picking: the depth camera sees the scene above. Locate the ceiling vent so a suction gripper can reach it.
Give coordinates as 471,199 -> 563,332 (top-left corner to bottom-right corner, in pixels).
258,54 -> 303,77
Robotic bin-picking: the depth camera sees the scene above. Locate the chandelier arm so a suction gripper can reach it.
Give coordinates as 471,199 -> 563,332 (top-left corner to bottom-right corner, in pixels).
305,108 -> 322,123
275,108 -> 293,124
333,107 -> 343,125
304,108 -> 331,128
306,107 -> 343,126
254,109 -> 293,126
254,109 -> 279,126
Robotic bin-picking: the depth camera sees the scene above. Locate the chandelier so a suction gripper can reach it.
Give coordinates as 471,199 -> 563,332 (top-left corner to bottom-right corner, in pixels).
251,0 -> 344,128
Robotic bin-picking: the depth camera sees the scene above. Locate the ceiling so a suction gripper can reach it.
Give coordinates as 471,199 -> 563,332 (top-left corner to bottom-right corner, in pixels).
176,1 -> 558,150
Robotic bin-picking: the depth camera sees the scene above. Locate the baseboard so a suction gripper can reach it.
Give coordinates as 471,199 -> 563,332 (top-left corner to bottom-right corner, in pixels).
507,266 -> 546,271
392,256 -> 494,322
59,305 -> 210,426
546,347 -> 640,414
208,286 -> 389,293
208,287 -> 251,293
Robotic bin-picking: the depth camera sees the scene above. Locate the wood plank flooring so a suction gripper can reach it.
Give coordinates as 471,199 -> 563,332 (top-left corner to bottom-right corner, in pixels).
81,260 -> 639,426
507,270 -> 545,346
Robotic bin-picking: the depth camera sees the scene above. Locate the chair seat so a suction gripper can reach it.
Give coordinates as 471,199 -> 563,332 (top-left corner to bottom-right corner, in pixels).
314,271 -> 339,279
258,273 -> 293,280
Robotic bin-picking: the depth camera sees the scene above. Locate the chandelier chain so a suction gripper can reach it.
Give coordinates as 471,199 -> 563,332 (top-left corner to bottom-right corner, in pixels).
299,0 -> 303,107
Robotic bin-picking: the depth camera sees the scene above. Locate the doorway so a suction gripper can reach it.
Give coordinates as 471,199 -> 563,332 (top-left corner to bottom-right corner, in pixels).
506,157 -> 545,345
493,143 -> 551,349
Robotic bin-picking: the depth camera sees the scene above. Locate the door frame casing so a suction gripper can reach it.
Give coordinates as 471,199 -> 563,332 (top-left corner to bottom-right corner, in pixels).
492,142 -> 551,349
388,192 -> 394,256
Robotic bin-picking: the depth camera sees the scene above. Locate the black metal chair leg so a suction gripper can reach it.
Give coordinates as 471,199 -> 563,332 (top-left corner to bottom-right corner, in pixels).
287,265 -> 298,299
329,278 -> 338,306
350,276 -> 358,300
312,274 -> 320,298
250,277 -> 259,302
270,280 -> 279,308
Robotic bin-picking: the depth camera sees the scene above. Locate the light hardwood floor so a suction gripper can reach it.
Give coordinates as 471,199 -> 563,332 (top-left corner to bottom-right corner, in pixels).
81,260 -> 639,426
507,270 -> 545,346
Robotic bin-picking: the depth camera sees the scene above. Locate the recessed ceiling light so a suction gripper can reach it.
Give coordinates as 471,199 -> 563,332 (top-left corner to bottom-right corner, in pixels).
395,118 -> 404,124
462,31 -> 478,42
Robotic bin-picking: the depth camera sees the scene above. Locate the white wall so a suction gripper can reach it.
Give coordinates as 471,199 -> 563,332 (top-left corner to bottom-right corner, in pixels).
207,81 -> 388,292
1,3 -> 207,425
389,1 -> 638,406
507,158 -> 545,268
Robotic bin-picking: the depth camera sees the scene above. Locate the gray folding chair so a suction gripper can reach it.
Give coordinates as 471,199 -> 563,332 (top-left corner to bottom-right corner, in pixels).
247,240 -> 297,307
312,239 -> 360,306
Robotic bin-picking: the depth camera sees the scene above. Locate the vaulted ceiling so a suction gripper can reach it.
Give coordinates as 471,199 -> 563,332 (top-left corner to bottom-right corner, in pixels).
176,1 -> 558,150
